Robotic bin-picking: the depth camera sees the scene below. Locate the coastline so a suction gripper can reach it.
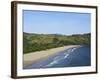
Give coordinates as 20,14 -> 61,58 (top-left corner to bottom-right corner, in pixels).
23,45 -> 81,68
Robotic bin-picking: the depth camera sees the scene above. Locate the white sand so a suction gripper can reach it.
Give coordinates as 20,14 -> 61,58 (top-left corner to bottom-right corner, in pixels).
23,45 -> 81,67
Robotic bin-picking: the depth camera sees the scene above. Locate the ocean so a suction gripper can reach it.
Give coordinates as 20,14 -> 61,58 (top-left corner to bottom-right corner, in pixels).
24,46 -> 91,69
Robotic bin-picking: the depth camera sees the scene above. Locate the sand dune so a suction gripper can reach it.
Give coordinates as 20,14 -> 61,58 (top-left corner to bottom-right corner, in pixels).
23,45 -> 81,67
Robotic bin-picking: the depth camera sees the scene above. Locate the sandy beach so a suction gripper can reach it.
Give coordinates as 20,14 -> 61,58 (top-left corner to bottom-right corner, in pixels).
23,45 -> 81,67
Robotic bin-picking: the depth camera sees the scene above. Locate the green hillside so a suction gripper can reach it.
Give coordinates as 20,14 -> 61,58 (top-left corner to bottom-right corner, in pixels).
23,32 -> 91,54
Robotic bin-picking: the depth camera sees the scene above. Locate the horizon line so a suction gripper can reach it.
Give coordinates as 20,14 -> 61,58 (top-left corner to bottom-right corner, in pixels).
23,32 -> 91,36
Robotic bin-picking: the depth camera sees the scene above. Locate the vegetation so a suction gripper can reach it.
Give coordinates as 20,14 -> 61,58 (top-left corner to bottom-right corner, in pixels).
23,32 -> 91,54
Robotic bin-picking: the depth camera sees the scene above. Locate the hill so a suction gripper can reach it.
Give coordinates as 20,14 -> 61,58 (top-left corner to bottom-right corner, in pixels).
23,32 -> 90,53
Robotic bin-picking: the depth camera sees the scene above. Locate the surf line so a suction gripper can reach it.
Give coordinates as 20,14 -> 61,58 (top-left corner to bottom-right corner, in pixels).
46,47 -> 78,67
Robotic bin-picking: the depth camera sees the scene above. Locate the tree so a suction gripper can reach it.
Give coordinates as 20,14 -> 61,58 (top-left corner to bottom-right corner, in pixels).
53,37 -> 59,43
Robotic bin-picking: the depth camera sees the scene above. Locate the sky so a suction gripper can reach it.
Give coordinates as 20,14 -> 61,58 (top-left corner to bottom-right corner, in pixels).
23,10 -> 91,35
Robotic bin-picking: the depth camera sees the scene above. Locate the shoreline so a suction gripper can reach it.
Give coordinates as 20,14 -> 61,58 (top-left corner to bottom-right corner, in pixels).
23,45 -> 81,67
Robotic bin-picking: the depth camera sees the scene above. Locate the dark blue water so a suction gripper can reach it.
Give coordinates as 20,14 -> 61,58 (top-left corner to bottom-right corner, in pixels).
24,46 -> 91,69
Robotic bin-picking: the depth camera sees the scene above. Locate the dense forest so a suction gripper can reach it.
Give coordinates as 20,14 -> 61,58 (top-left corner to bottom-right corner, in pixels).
23,32 -> 91,54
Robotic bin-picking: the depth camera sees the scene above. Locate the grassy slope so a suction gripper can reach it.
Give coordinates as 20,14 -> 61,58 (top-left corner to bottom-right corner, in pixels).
23,32 -> 90,54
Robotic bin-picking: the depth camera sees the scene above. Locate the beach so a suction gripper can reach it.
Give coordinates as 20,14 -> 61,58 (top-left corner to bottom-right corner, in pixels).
23,45 -> 81,67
